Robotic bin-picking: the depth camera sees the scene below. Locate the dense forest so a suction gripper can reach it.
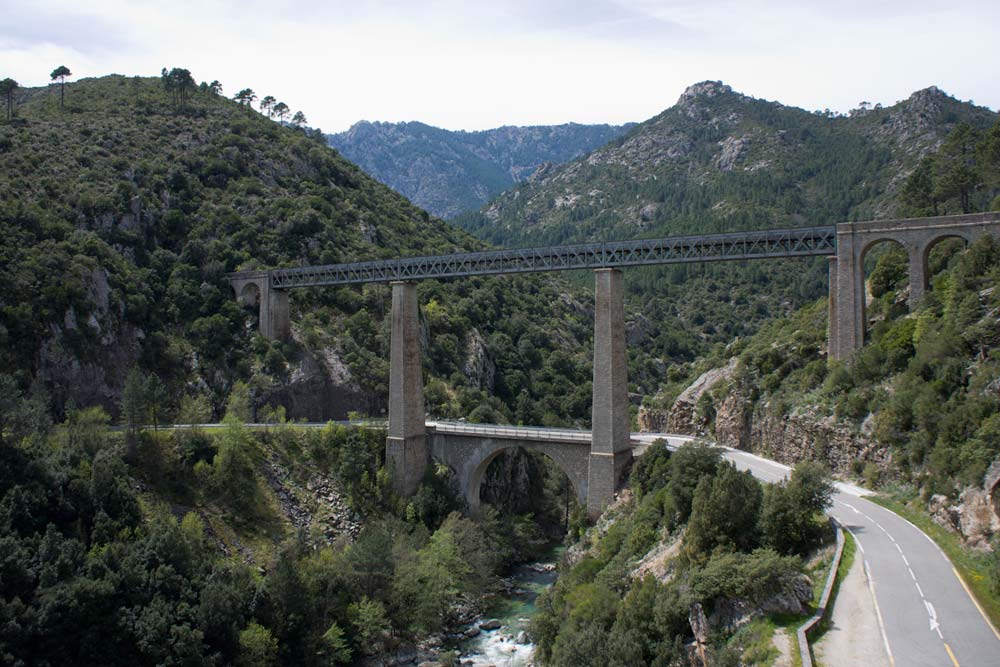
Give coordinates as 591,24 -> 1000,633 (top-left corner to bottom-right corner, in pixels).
0,381 -> 581,665
0,74 -> 645,430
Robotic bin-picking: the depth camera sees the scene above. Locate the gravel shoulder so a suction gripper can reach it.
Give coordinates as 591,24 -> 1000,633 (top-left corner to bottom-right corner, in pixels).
813,548 -> 890,667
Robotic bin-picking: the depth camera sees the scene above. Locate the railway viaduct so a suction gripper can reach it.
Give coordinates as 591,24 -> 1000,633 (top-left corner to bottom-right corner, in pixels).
230,212 -> 1000,518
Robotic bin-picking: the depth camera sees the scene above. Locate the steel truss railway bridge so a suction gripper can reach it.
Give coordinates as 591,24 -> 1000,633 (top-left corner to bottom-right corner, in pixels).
230,212 -> 1000,517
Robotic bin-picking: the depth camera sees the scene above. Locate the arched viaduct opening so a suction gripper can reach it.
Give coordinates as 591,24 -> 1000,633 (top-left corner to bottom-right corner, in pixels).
830,214 -> 997,359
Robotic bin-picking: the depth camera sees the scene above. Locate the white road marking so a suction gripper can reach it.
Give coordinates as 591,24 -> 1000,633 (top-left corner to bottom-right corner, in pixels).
926,600 -> 943,639
901,554 -> 909,567
915,581 -> 925,599
908,567 -> 917,581
866,559 -> 896,666
846,527 -> 865,554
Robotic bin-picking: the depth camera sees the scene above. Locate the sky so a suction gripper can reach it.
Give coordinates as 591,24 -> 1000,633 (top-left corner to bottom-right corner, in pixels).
2,0 -> 998,133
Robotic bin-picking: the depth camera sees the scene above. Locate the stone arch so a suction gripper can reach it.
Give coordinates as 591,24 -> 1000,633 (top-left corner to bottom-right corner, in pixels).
238,281 -> 261,308
460,443 -> 588,517
857,237 -> 910,340
919,233 -> 971,288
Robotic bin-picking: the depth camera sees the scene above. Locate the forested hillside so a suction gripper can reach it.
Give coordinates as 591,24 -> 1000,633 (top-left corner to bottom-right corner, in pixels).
0,75 -> 640,427
457,81 -> 996,246
328,121 -> 630,219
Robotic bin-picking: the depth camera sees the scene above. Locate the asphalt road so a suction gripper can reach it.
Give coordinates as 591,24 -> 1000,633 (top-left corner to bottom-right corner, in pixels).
636,433 -> 1000,667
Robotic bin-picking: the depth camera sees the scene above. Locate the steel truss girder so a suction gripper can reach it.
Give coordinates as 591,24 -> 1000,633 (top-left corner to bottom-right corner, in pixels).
265,225 -> 837,289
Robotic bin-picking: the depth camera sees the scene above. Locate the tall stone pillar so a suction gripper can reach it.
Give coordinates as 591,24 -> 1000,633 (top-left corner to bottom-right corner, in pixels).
262,284 -> 290,341
588,269 -> 631,519
907,243 -> 927,309
827,256 -> 838,360
832,224 -> 864,361
386,281 -> 428,497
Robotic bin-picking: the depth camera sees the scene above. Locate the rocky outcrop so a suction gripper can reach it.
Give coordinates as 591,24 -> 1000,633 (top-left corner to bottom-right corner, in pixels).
661,360 -> 888,476
716,136 -> 749,171
717,391 -> 889,476
263,346 -> 368,421
689,572 -> 813,638
637,405 -> 669,433
261,448 -> 362,543
663,358 -> 739,436
39,268 -> 143,417
928,467 -> 1000,550
462,328 -> 495,391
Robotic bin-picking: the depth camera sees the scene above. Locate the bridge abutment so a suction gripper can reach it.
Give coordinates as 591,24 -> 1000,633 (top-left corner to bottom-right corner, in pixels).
589,268 -> 631,519
228,270 -> 290,340
386,281 -> 429,496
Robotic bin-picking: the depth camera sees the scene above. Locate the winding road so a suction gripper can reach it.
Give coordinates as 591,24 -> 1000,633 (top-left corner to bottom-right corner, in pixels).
636,433 -> 1000,667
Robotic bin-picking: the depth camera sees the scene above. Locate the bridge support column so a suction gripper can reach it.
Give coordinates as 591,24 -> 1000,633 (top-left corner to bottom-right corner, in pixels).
827,257 -> 838,360
831,226 -> 863,362
907,243 -> 927,308
386,281 -> 428,497
588,269 -> 631,519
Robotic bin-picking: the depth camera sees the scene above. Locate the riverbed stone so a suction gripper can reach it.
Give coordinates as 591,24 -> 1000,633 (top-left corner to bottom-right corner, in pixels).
479,619 -> 502,631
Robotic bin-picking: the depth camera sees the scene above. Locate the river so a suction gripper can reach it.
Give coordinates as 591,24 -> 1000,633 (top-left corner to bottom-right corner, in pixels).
457,553 -> 561,666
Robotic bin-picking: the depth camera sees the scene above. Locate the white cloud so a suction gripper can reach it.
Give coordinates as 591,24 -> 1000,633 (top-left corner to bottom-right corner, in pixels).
1,0 -> 997,132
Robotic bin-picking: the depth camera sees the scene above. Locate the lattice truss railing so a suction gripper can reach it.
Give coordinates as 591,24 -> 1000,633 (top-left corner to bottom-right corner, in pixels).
265,225 -> 837,288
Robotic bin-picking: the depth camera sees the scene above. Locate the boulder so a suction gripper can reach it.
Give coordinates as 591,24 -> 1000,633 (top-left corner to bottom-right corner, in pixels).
515,631 -> 530,645
479,619 -> 502,631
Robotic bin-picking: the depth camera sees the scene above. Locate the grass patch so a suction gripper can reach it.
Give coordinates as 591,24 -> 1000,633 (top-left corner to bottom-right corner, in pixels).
869,494 -> 1000,631
728,617 -> 781,666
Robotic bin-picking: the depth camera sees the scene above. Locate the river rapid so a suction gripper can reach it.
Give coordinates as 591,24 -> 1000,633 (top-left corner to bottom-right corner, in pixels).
456,554 -> 560,667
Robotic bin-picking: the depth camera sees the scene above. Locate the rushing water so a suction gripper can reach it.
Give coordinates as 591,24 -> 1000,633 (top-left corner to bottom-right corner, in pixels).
457,554 -> 561,667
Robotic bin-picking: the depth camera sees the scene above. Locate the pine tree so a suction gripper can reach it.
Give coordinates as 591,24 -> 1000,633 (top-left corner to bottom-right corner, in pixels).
50,65 -> 71,108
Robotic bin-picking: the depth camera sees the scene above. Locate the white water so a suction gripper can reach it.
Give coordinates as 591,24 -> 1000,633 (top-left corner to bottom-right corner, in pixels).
458,561 -> 558,666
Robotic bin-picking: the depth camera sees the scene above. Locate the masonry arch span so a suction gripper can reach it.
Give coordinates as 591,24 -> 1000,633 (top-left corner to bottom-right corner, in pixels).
859,238 -> 910,341
466,445 -> 586,517
921,234 -> 969,283
238,281 -> 261,308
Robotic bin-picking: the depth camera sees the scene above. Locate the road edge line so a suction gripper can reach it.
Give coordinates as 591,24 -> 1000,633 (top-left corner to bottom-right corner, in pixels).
864,558 -> 896,667
951,566 -> 1000,642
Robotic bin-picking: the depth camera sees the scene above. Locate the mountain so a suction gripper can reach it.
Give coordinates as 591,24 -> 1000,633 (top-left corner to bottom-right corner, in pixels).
0,75 -> 609,427
456,81 -> 997,247
327,120 -> 631,219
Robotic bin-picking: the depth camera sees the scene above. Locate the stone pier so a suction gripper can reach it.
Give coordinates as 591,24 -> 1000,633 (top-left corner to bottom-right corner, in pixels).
588,268 -> 632,519
385,281 -> 429,496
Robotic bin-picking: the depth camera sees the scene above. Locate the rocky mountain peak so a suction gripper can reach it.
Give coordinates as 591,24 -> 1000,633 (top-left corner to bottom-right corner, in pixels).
677,80 -> 733,106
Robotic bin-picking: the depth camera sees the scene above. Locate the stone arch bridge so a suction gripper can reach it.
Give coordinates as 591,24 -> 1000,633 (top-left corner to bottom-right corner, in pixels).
230,212 -> 1000,519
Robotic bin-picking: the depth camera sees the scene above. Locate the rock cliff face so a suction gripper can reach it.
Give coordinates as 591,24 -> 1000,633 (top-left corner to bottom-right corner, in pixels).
38,268 -> 143,418
652,360 -> 889,476
659,360 -> 1000,549
263,346 -> 368,421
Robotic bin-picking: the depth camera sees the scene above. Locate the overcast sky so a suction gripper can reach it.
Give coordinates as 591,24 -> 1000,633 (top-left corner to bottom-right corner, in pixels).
3,0 -> 998,133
